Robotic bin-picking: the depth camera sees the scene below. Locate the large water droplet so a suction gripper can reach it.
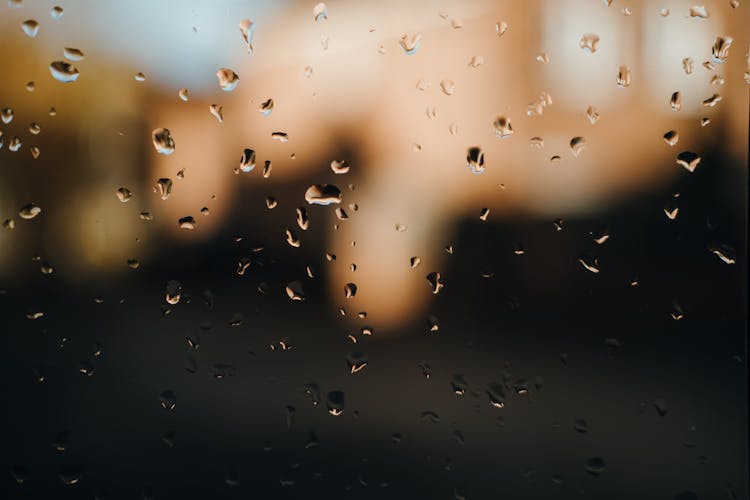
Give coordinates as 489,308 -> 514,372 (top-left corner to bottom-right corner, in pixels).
305,184 -> 342,205
216,68 -> 240,91
49,61 -> 79,83
313,2 -> 328,21
21,19 -> 39,37
152,128 -> 175,155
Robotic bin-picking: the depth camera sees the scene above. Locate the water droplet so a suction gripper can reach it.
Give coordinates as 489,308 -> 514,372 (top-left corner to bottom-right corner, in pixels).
585,457 -> 607,476
426,272 -> 444,294
410,256 -> 422,268
116,187 -> 132,203
139,212 -> 153,221
165,280 -> 182,304
159,390 -> 176,412
659,8 -> 670,17
493,116 -> 513,138
688,5 -> 709,18
574,419 -> 589,433
285,281 -> 306,301
486,382 -> 506,408
420,410 -> 440,423
239,19 -> 255,53
569,136 -> 586,157
479,208 -> 490,221
663,130 -> 679,146
578,254 -> 601,273
152,128 -> 175,155
617,65 -> 631,88
466,146 -> 485,174
495,20 -> 508,37
536,52 -> 550,64
271,131 -> 288,142
285,227 -> 299,246
664,206 -> 679,220
708,243 -> 736,264
344,282 -> 357,299
28,122 -> 41,135
18,203 -> 41,220
676,151 -> 701,172
1,108 -> 12,124
682,57 -> 694,75
313,2 -> 328,21
345,352 -> 367,373
63,47 -> 85,61
59,466 -> 83,485
468,55 -> 484,68
326,390 -> 345,415
154,178 -> 173,200
240,148 -> 256,172
263,160 -> 272,178
305,184 -> 342,205
49,61 -> 79,83
670,91 -> 682,111
178,216 -> 196,230
703,93 -> 722,107
653,398 -> 669,416
216,68 -> 240,91
210,104 -> 223,123
399,33 -> 421,55
258,98 -> 273,116
440,80 -> 456,95
178,87 -> 189,101
51,6 -> 63,19
579,33 -> 600,53
134,72 -> 146,82
21,19 -> 39,37
303,65 -> 313,78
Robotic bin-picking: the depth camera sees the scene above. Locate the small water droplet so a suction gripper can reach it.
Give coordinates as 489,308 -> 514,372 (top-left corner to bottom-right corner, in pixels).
345,351 -> 367,373
584,457 -> 607,476
663,130 -> 679,146
659,8 -> 670,17
326,390 -> 345,415
493,116 -> 513,138
670,91 -> 682,110
466,146 -> 485,174
495,21 -> 508,37
258,98 -> 273,116
617,65 -> 631,88
702,93 -> 722,107
154,178 -> 173,200
285,281 -> 306,301
134,72 -> 146,82
305,184 -> 342,205
682,57 -> 694,75
569,136 -> 586,157
152,128 -> 175,155
210,104 -> 223,122
536,52 -> 550,64
579,254 -> 600,273
399,33 -> 421,55
426,272 -> 444,294
239,19 -> 255,53
486,382 -> 506,408
313,2 -> 328,21
116,187 -> 132,202
440,79 -> 456,95
18,203 -> 41,220
688,5 -> 709,18
708,243 -> 736,265
159,390 -> 176,412
580,33 -> 600,53
420,410 -> 440,423
410,256 -> 422,268
165,280 -> 182,304
1,108 -> 12,124
240,148 -> 256,172
21,19 -> 39,38
468,55 -> 484,68
51,6 -> 63,19
63,47 -> 85,61
330,160 -> 350,174
676,151 -> 701,172
49,61 -> 79,83
178,216 -> 196,230
178,87 -> 189,101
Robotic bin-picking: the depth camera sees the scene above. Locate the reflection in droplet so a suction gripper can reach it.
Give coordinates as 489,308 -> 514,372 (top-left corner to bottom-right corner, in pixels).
466,146 -> 485,174
49,61 -> 79,83
399,33 -> 421,55
152,128 -> 175,155
305,184 -> 342,205
21,19 -> 39,38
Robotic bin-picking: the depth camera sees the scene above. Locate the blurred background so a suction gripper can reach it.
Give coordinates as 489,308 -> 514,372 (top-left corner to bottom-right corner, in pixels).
1,0 -> 747,498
